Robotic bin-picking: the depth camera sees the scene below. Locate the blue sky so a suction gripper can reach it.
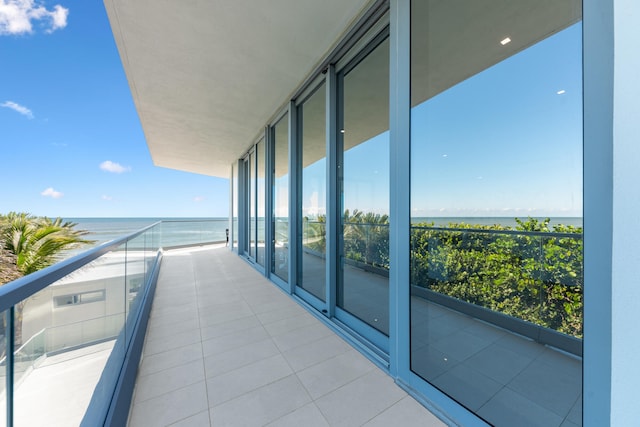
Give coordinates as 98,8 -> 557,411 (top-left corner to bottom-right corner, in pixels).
1,0 -> 229,218
410,22 -> 583,218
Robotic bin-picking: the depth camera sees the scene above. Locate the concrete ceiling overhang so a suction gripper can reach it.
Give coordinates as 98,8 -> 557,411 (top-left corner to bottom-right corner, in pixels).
103,0 -> 374,178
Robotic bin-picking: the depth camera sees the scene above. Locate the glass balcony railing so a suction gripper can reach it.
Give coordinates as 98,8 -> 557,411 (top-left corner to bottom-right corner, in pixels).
0,219 -> 227,427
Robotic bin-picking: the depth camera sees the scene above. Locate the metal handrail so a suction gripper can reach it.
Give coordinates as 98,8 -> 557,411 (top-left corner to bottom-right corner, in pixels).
0,221 -> 160,313
156,218 -> 225,223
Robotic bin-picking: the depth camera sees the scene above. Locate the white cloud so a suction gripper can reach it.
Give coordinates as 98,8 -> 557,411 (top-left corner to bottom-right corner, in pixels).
48,4 -> 66,31
100,160 -> 131,174
41,187 -> 63,198
193,196 -> 205,202
0,0 -> 68,35
101,195 -> 113,201
1,100 -> 33,118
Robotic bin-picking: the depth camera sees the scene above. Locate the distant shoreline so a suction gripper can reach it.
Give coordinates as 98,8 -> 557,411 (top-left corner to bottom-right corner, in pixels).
410,216 -> 582,227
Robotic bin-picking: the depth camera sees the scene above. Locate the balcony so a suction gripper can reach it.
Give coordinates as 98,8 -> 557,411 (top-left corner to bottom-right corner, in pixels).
128,245 -> 443,426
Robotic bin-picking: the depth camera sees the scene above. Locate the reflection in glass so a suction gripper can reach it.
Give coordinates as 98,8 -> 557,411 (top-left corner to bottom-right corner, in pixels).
338,36 -> 390,335
257,139 -> 266,266
12,248 -> 127,426
273,114 -> 289,281
126,235 -> 147,343
248,152 -> 255,259
409,1 -> 583,425
299,82 -> 327,301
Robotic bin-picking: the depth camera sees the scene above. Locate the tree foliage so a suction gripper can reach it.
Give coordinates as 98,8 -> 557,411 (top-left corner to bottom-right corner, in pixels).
411,218 -> 583,337
0,212 -> 94,276
342,209 -> 389,268
304,214 -> 583,338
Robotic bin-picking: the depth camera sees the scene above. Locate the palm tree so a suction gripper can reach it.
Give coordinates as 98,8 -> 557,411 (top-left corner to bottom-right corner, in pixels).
1,212 -> 93,275
342,209 -> 389,267
0,212 -> 94,346
0,246 -> 21,285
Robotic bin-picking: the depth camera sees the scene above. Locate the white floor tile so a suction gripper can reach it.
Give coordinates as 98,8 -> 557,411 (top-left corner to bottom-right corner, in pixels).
282,334 -> 352,372
129,381 -> 209,427
206,354 -> 293,406
135,359 -> 205,403
297,350 -> 375,399
363,396 -> 446,427
209,375 -> 311,426
144,328 -> 202,356
138,342 -> 203,377
168,410 -> 211,427
271,322 -> 334,352
203,337 -> 280,378
266,403 -> 330,427
201,324 -> 270,357
315,369 -> 406,427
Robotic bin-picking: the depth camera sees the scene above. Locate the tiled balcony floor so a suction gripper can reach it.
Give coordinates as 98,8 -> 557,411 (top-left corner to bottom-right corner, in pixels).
127,245 -> 445,427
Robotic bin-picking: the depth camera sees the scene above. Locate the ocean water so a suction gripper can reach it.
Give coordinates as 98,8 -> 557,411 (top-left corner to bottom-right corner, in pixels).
67,216 -> 581,243
411,217 -> 583,228
64,218 -> 229,256
61,216 -> 581,258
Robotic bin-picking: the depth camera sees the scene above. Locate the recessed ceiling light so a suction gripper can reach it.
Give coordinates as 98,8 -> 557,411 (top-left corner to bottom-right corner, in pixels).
557,90 -> 566,95
500,37 -> 511,46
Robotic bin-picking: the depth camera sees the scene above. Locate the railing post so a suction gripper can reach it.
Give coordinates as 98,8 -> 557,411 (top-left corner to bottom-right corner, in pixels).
7,306 -> 15,427
538,236 -> 544,328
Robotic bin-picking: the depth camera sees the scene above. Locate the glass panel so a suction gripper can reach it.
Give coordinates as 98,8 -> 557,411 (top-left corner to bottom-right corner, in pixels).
13,247 -> 127,426
409,1 -> 583,425
299,82 -> 327,301
273,114 -> 289,281
248,153 -> 255,259
257,139 -> 266,266
159,220 -> 224,247
338,36 -> 390,335
126,235 -> 146,344
232,163 -> 238,249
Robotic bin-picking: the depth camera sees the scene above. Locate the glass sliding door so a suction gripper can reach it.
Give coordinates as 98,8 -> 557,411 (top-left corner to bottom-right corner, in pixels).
272,114 -> 289,282
243,138 -> 268,266
337,33 -> 390,341
256,138 -> 266,267
409,1 -> 583,425
231,163 -> 238,250
247,152 -> 255,260
297,82 -> 327,304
